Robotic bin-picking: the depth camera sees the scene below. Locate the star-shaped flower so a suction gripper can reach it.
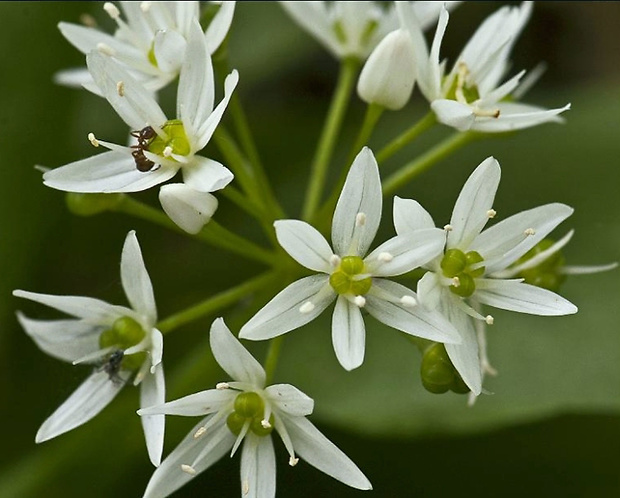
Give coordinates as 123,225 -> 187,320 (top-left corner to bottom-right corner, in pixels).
393,157 -> 578,395
397,2 -> 570,132
239,147 -> 459,370
138,318 -> 372,498
43,20 -> 238,234
13,231 -> 165,466
56,1 -> 235,93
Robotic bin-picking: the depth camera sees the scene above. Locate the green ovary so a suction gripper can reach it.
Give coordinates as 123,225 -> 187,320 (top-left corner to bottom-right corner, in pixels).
99,316 -> 147,372
440,249 -> 485,298
329,256 -> 372,295
148,119 -> 191,158
514,239 -> 566,292
226,392 -> 274,437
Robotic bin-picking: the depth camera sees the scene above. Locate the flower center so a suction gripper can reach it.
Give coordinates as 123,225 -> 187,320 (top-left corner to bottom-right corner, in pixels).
226,392 -> 274,437
329,256 -> 372,295
420,343 -> 469,394
99,316 -> 147,371
148,119 -> 191,158
440,248 -> 485,298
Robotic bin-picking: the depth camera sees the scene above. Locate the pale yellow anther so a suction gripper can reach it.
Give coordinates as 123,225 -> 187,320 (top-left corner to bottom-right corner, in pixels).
96,42 -> 116,56
473,107 -> 501,118
88,133 -> 100,147
356,212 -> 367,227
329,254 -> 341,267
299,301 -> 315,314
353,295 -> 366,308
485,315 -> 494,325
242,480 -> 250,495
487,209 -> 496,218
116,81 -> 125,97
400,295 -> 417,307
443,224 -> 453,232
181,464 -> 197,475
260,419 -> 271,429
452,276 -> 461,287
524,228 -> 536,236
163,146 -> 173,157
103,2 -> 120,19
216,382 -> 229,390
289,456 -> 299,467
378,252 -> 393,263
193,426 -> 207,439
80,13 -> 97,27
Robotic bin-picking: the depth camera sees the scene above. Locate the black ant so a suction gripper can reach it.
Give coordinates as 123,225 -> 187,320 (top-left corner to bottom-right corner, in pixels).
131,126 -> 157,172
100,349 -> 126,385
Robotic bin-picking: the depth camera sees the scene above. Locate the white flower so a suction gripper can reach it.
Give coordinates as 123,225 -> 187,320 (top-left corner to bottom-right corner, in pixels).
397,2 -> 570,132
357,28 -> 416,110
239,147 -> 459,370
393,157 -> 578,395
13,231 -> 165,466
56,1 -> 235,93
138,318 -> 372,498
43,20 -> 238,234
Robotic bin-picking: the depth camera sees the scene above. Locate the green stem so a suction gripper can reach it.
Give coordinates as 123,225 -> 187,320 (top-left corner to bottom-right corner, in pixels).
302,57 -> 360,222
220,184 -> 262,218
157,271 -> 279,333
376,111 -> 437,164
347,103 -> 385,167
382,132 -> 477,196
263,336 -> 285,385
113,195 -> 275,266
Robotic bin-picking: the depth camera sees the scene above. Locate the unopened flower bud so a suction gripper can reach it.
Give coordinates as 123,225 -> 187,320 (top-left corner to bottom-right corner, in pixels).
357,29 -> 415,111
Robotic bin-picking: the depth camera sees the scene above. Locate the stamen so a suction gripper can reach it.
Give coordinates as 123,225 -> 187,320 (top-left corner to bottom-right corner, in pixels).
378,252 -> 393,263
181,464 -> 197,475
289,456 -> 299,467
96,42 -> 116,56
242,480 -> 250,495
400,295 -> 417,307
485,315 -> 494,325
299,301 -> 315,314
353,295 -> 366,307
103,2 -> 120,19
116,81 -> 125,97
356,212 -> 367,227
216,382 -> 229,390
79,13 -> 97,27
524,228 -> 536,236
473,107 -> 500,118
163,146 -> 173,157
140,1 -> 152,13
443,224 -> 453,232
487,209 -> 496,218
193,426 -> 207,439
452,276 -> 461,287
88,132 -> 99,147
329,254 -> 341,267
260,419 -> 271,429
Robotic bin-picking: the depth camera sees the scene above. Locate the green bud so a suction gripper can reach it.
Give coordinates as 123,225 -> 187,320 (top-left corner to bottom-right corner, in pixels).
350,276 -> 372,295
441,249 -> 467,278
226,411 -> 246,436
329,270 -> 351,294
420,344 -> 453,394
234,392 -> 264,419
450,373 -> 471,394
329,256 -> 372,295
340,256 -> 365,275
66,193 -> 123,216
465,251 -> 485,278
515,239 -> 566,292
99,316 -> 146,350
148,119 -> 191,158
450,272 -> 475,297
250,414 -> 275,437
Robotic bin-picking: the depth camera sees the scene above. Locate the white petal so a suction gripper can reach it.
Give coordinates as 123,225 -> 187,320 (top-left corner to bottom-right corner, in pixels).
178,20 -> 214,141
58,22 -> 143,60
275,220 -> 333,273
416,271 -> 443,310
210,318 -> 266,386
475,279 -> 578,315
240,435 -> 276,498
365,279 -> 460,343
159,184 -> 219,234
139,389 -> 234,417
283,415 -> 372,490
173,1 -> 200,35
152,28 -> 186,74
53,67 -> 92,89
264,384 -> 314,417
181,156 -> 233,192
431,99 -> 475,131
86,52 -> 167,130
561,263 -> 619,275
121,230 -> 157,321
365,228 -> 445,277
150,328 -> 164,369
279,2 -> 340,57
332,296 -> 366,371
195,70 -> 239,150
35,370 -> 128,443
142,417 -> 235,498
332,147 -> 382,257
239,275 -> 334,341
205,2 -> 236,54
140,363 -> 166,466
13,289 -> 129,324
471,203 -> 574,274
448,157 -> 501,250
43,150 -> 177,193
471,102 -> 571,133
393,196 -> 436,234
16,313 -> 100,363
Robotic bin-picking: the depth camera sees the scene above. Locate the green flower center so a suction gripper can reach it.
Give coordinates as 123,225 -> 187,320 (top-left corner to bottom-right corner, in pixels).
226,392 -> 274,437
147,119 -> 191,159
99,316 -> 147,372
440,248 -> 485,298
514,238 -> 566,292
420,343 -> 469,395
329,256 -> 372,295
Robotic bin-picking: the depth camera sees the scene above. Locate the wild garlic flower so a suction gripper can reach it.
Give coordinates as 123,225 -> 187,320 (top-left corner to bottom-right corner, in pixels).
239,147 -> 460,371
397,2 -> 570,132
44,21 -> 239,234
13,231 -> 165,466
138,318 -> 372,498
394,157 -> 578,395
56,1 -> 235,93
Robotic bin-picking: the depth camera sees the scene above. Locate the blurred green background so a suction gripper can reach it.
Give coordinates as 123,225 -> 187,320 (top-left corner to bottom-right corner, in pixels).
1,2 -> 619,497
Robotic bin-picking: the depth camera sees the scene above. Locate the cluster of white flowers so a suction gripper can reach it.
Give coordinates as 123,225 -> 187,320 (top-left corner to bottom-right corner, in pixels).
13,2 -> 615,497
